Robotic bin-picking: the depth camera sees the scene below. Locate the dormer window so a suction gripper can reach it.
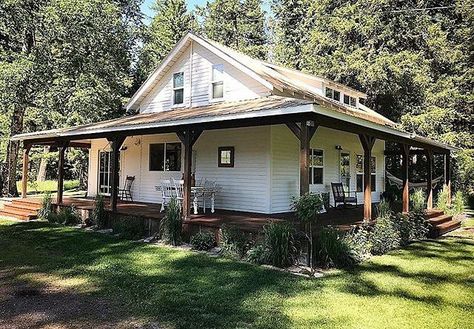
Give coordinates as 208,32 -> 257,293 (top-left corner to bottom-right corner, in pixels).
325,87 -> 340,102
173,72 -> 184,105
211,64 -> 224,99
344,94 -> 357,107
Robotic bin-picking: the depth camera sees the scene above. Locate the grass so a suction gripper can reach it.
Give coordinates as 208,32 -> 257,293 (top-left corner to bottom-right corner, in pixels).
15,179 -> 80,194
0,220 -> 473,328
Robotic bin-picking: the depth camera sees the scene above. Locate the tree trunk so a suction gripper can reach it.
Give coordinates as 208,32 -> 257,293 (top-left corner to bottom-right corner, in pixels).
36,145 -> 49,181
1,105 -> 26,197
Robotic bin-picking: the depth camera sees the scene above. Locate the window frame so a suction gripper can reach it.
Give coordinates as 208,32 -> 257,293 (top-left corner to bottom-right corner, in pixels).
356,154 -> 376,192
343,94 -> 357,107
172,71 -> 184,106
210,63 -> 224,101
218,146 -> 234,168
309,148 -> 324,185
149,142 -> 182,172
325,87 -> 340,102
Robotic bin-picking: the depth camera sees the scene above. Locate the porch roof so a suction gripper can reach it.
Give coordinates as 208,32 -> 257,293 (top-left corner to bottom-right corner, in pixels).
12,96 -> 456,153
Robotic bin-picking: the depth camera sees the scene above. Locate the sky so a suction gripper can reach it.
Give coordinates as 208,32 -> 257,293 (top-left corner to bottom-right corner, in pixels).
140,0 -> 271,24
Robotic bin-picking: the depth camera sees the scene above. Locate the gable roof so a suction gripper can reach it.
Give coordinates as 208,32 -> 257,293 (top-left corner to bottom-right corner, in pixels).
125,32 -> 394,126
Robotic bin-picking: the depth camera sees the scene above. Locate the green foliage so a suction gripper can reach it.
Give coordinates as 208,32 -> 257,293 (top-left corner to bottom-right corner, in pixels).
452,191 -> 465,216
91,195 -> 107,229
370,216 -> 400,255
263,221 -> 295,268
436,186 -> 464,216
220,224 -> 253,258
160,197 -> 182,246
436,185 -> 451,214
246,243 -> 269,264
344,225 -> 372,262
376,199 -> 392,219
411,189 -> 426,214
49,206 -> 81,226
190,231 -> 215,251
291,193 -> 324,224
314,227 -> 357,269
37,191 -> 53,220
111,216 -> 147,240
16,180 -> 80,194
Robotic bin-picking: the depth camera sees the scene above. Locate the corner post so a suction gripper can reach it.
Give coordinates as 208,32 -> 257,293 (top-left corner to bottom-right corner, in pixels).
400,144 -> 410,213
359,134 -> 376,221
108,136 -> 125,212
426,150 -> 434,210
444,152 -> 451,205
57,141 -> 69,205
21,143 -> 31,198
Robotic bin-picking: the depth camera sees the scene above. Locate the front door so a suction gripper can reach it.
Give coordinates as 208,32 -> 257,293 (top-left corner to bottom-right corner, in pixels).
98,150 -> 118,196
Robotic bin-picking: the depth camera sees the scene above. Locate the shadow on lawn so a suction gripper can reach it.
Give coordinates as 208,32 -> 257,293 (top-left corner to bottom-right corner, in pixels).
0,221 -> 321,329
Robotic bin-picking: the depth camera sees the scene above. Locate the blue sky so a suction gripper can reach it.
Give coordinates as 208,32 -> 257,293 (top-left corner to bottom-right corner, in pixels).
140,0 -> 271,24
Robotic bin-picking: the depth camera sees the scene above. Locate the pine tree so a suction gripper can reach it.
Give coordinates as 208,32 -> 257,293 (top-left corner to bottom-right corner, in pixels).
138,0 -> 195,81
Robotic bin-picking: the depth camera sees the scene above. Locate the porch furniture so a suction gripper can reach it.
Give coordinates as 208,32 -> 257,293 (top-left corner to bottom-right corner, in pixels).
159,179 -> 183,212
331,182 -> 358,208
191,180 -> 217,214
118,176 -> 135,201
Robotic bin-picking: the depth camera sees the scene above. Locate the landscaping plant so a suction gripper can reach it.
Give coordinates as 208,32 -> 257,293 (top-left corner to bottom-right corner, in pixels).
190,231 -> 215,251
370,215 -> 400,255
92,194 -> 107,229
37,191 -> 53,221
111,216 -> 147,240
48,206 -> 81,226
314,227 -> 357,268
246,243 -> 269,264
411,188 -> 426,213
220,224 -> 253,258
263,221 -> 296,268
160,197 -> 182,246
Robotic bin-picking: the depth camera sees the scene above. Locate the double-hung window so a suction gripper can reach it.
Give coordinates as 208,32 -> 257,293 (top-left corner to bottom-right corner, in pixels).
211,64 -> 224,99
173,72 -> 184,105
309,149 -> 324,184
149,143 -> 181,172
325,87 -> 340,102
343,94 -> 357,107
356,155 -> 376,192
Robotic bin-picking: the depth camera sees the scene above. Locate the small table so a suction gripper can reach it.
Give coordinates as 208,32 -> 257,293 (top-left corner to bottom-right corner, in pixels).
155,185 -> 218,214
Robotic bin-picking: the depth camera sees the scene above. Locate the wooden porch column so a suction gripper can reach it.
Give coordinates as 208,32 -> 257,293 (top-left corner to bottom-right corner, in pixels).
426,150 -> 434,210
21,144 -> 31,198
286,120 -> 318,196
57,141 -> 69,205
400,144 -> 410,213
359,134 -> 376,221
108,136 -> 126,212
177,128 -> 202,219
444,152 -> 451,205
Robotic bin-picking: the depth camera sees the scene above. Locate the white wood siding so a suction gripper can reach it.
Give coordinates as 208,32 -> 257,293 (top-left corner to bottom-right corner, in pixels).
270,125 -> 385,213
139,42 -> 270,113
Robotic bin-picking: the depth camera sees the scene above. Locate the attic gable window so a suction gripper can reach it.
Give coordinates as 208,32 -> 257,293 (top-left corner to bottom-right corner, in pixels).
344,94 -> 357,107
211,64 -> 224,99
173,72 -> 184,105
325,87 -> 340,102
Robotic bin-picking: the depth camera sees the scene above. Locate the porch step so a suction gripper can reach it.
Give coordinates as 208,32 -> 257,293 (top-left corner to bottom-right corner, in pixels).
0,207 -> 37,221
431,219 -> 462,237
425,209 -> 444,219
10,198 -> 42,207
0,198 -> 42,221
428,214 -> 453,226
425,210 -> 461,238
6,202 -> 41,212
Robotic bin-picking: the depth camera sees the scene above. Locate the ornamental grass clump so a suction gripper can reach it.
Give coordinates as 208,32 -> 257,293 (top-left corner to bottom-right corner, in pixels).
263,221 -> 296,268
38,191 -> 53,221
190,231 -> 215,251
220,224 -> 253,258
160,197 -> 182,246
314,227 -> 358,268
92,195 -> 107,229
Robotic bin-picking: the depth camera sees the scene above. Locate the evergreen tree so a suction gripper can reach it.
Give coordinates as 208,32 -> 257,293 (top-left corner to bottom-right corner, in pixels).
138,0 -> 194,80
197,0 -> 268,59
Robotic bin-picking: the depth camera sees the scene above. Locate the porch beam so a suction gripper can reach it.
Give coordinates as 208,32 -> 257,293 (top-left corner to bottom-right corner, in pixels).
384,149 -> 442,156
291,121 -> 318,196
426,150 -> 434,209
444,152 -> 451,205
107,136 -> 126,212
359,134 -> 376,221
400,144 -> 410,213
285,122 -> 301,140
21,143 -> 31,198
57,141 -> 69,205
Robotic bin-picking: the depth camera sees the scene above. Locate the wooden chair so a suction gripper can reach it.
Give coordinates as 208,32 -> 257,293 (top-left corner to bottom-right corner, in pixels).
118,176 -> 135,201
331,182 -> 358,208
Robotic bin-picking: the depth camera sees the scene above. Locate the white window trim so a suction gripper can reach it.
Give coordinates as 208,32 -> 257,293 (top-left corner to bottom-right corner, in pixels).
172,71 -> 185,107
343,93 -> 357,108
209,63 -> 225,102
325,86 -> 341,102
356,154 -> 376,192
309,148 -> 324,185
149,142 -> 182,172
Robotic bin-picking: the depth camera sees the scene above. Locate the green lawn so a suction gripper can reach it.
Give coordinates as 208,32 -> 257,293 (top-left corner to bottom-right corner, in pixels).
16,179 -> 80,194
0,220 -> 472,329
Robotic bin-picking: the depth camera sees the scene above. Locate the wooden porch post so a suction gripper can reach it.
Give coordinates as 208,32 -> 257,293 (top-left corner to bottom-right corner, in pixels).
400,144 -> 410,213
426,150 -> 434,210
108,136 -> 126,212
21,144 -> 31,198
57,141 -> 69,205
445,152 -> 451,205
359,134 -> 376,221
177,128 -> 202,219
286,120 -> 318,196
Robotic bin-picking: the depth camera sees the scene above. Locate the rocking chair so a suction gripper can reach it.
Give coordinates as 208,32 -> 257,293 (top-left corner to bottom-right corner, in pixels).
118,176 -> 135,201
331,182 -> 358,208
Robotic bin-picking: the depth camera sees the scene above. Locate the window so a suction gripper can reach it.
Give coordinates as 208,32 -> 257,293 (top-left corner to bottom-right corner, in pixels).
149,143 -> 181,171
343,94 -> 357,107
218,146 -> 234,167
309,149 -> 324,184
173,72 -> 184,105
325,87 -> 340,102
211,64 -> 224,99
356,155 -> 376,192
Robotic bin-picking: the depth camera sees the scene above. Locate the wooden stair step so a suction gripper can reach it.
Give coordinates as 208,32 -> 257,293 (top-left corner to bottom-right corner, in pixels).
11,198 -> 42,207
0,206 -> 37,217
0,208 -> 36,221
437,220 -> 462,236
425,209 -> 444,219
5,203 -> 41,212
428,214 -> 453,226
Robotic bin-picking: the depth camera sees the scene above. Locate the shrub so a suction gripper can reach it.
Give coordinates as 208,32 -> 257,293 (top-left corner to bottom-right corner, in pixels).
314,227 -> 358,268
344,225 -> 372,262
452,191 -> 465,216
160,197 -> 182,246
408,211 -> 430,241
190,231 -> 215,251
436,185 -> 450,214
263,221 -> 296,268
49,206 -> 81,226
370,216 -> 400,255
376,199 -> 392,218
111,216 -> 146,240
92,195 -> 107,229
396,213 -> 414,246
411,189 -> 426,213
38,191 -> 53,221
220,224 -> 253,258
246,243 -> 269,264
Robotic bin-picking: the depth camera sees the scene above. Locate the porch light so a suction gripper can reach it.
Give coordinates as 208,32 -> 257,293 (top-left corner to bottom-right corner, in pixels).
335,145 -> 342,150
